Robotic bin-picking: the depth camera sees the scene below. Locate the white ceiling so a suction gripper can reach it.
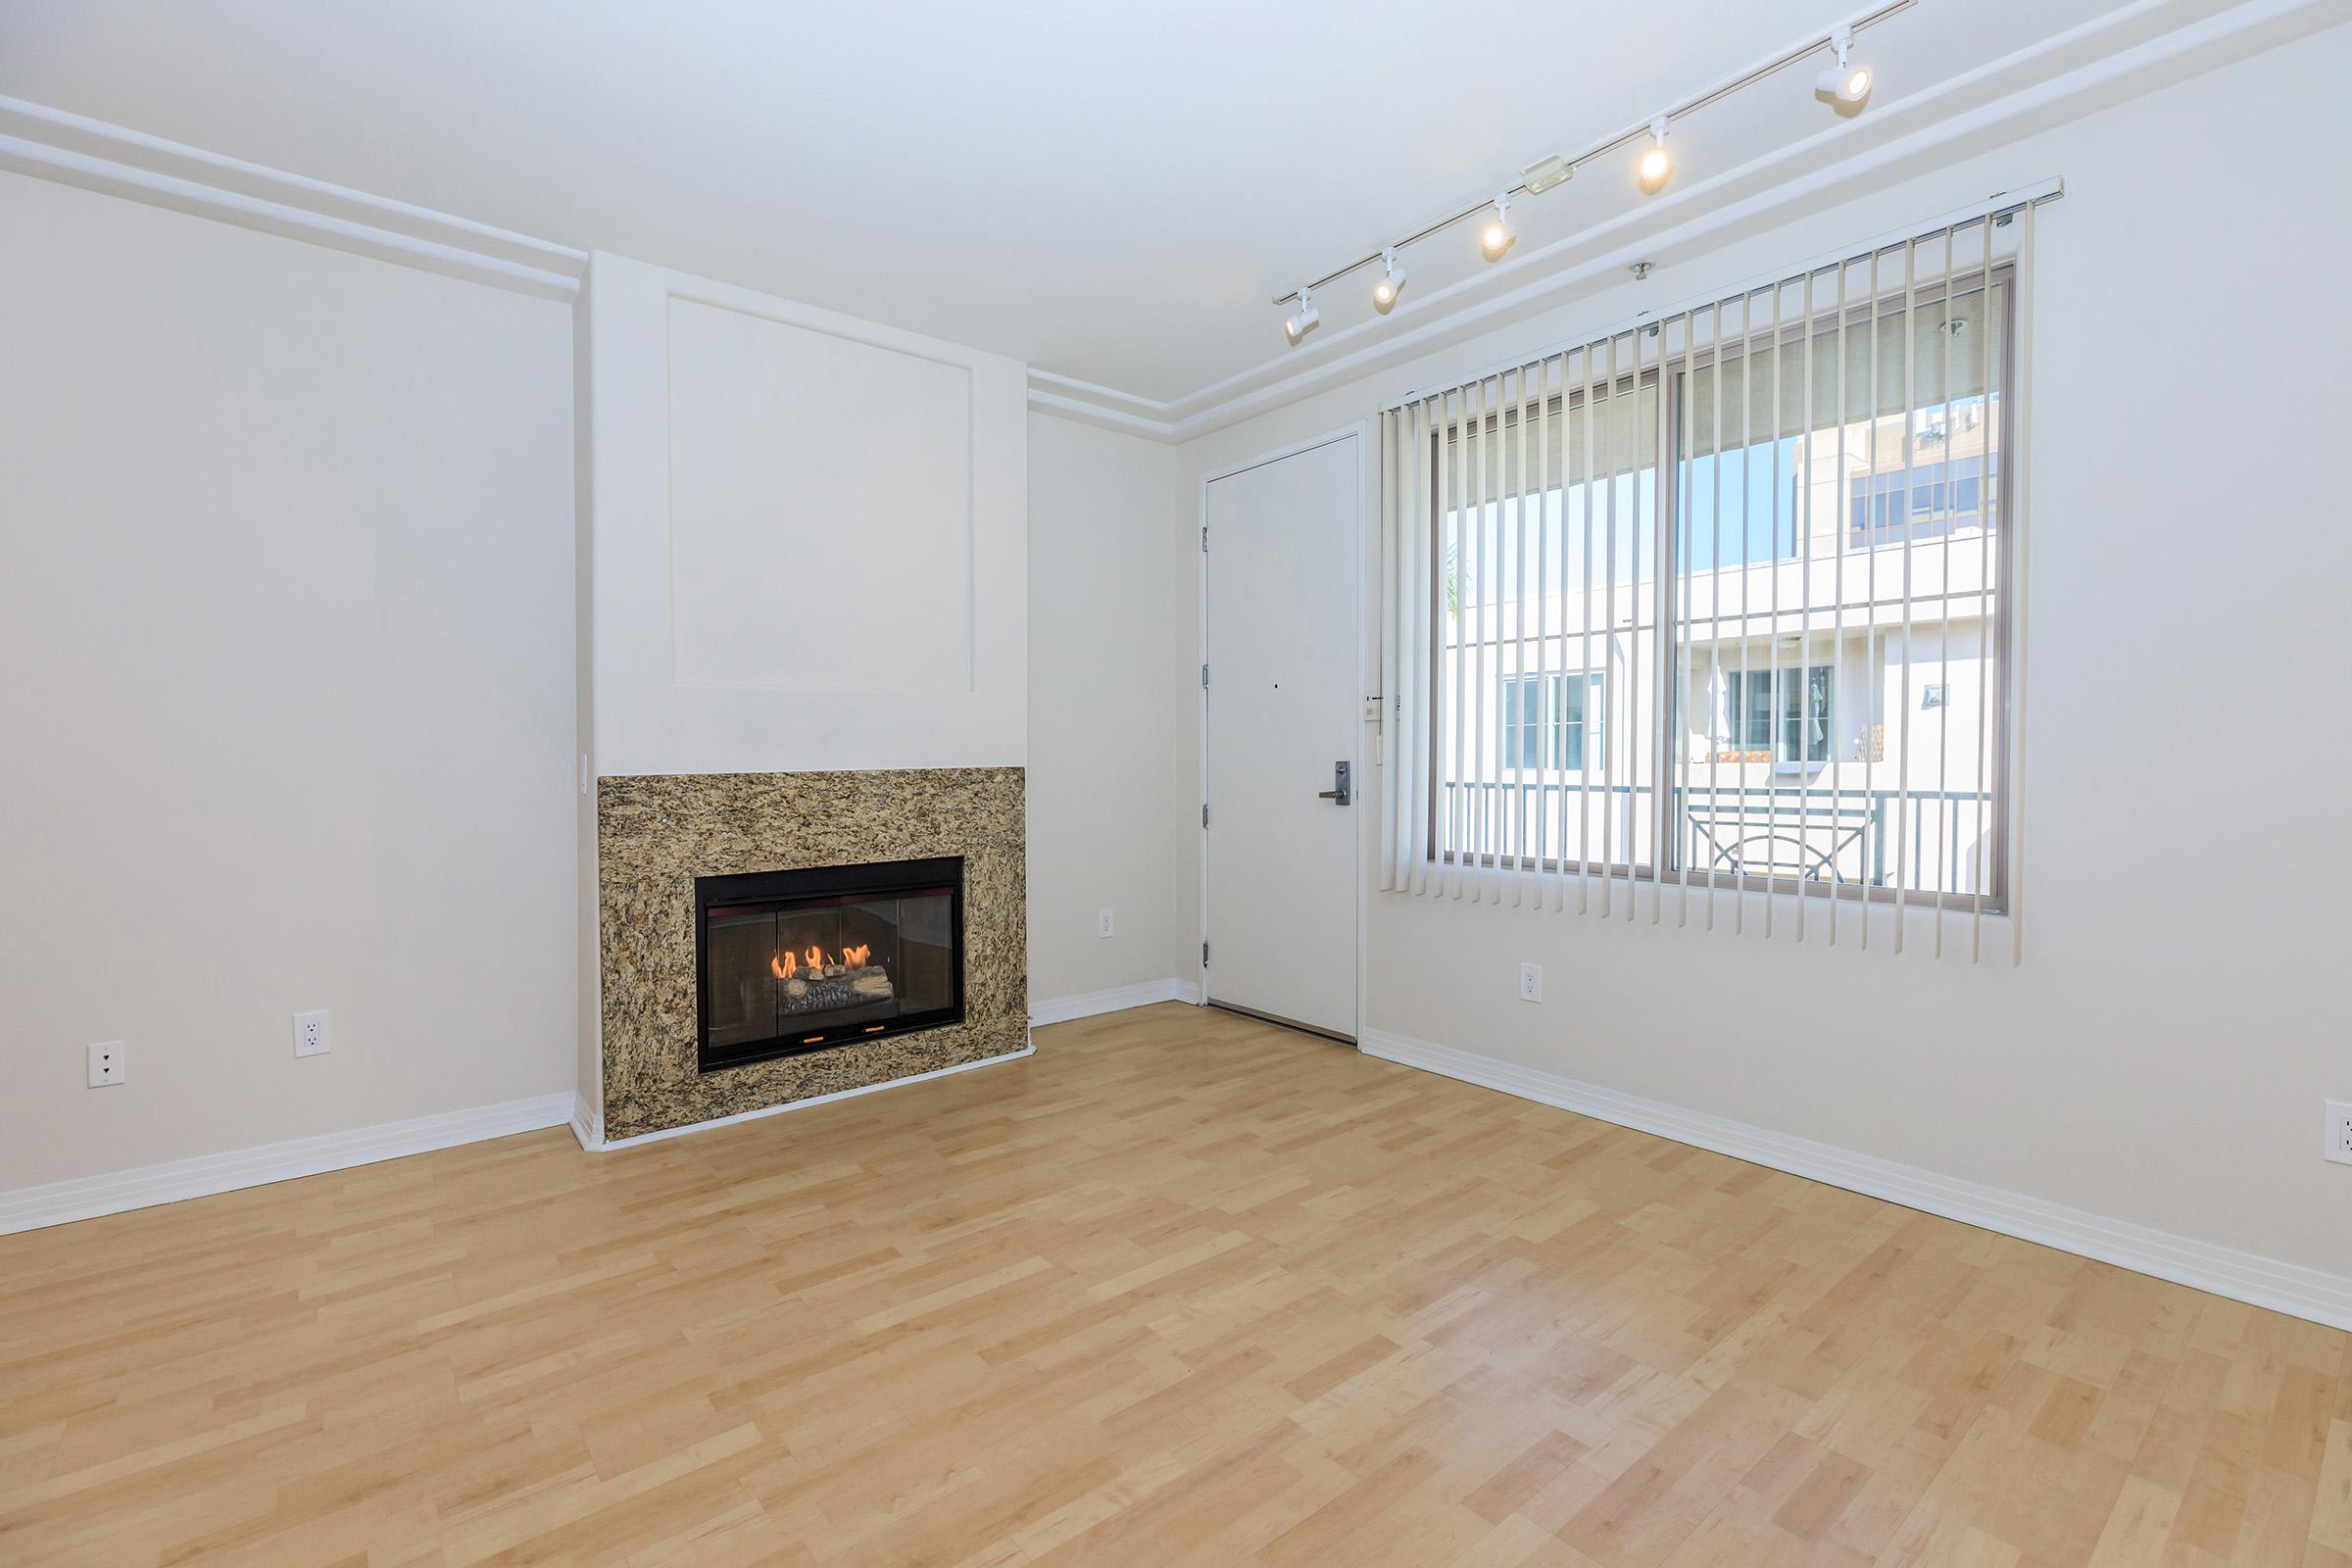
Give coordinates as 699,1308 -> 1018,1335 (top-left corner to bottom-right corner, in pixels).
0,0 -> 2267,404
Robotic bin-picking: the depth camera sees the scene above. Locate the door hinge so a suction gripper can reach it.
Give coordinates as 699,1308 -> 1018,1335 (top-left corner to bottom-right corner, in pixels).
1200,524 -> 1208,553
1200,803 -> 1209,828
1200,662 -> 1209,689
1201,940 -> 1210,968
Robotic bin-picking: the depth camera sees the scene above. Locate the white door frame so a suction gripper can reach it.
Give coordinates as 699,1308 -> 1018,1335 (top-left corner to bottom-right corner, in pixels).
1196,420 -> 1374,1044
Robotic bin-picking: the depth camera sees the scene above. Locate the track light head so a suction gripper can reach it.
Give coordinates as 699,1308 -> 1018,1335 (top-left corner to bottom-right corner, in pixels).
1372,249 -> 1407,313
1815,27 -> 1872,104
1479,195 -> 1515,262
1283,286 -> 1320,345
1636,117 -> 1673,194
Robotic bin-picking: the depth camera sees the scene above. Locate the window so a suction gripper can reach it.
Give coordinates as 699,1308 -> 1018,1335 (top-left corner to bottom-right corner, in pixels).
1724,668 -> 1775,749
1501,671 -> 1602,770
1850,448 -> 1997,546
1722,665 -> 1831,763
1381,203 -> 2030,956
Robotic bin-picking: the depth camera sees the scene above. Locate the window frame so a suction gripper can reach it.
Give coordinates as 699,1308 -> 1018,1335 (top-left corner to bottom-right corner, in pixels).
1421,265 -> 2018,911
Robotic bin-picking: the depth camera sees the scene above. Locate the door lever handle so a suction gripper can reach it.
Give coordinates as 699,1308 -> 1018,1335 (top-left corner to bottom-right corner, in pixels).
1316,760 -> 1352,806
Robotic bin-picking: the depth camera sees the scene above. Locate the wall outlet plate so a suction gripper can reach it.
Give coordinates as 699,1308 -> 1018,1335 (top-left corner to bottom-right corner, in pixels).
293,1009 -> 330,1057
86,1041 -> 126,1087
1519,962 -> 1543,1003
2328,1101 -> 2352,1166
1098,908 -> 1114,939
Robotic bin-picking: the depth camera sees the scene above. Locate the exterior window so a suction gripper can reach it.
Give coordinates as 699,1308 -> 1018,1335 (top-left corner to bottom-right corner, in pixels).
1724,666 -> 1831,763
1724,669 -> 1774,748
1501,672 -> 1602,770
1850,448 -> 1997,546
1785,664 -> 1831,764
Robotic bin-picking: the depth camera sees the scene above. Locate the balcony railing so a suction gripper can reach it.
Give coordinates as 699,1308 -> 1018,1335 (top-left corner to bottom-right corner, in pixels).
1436,780 -> 1995,896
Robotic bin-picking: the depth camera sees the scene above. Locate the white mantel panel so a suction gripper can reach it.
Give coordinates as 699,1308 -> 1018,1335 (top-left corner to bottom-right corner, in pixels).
587,251 -> 1025,776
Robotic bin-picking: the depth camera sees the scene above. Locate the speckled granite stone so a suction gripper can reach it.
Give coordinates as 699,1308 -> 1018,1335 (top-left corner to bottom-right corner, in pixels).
597,768 -> 1026,1141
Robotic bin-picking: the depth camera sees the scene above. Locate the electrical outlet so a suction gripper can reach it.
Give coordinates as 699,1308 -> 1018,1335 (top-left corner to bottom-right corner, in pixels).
1519,962 -> 1543,1003
293,1009 -> 330,1058
1097,908 -> 1114,939
2328,1101 -> 2352,1166
86,1041 -> 126,1087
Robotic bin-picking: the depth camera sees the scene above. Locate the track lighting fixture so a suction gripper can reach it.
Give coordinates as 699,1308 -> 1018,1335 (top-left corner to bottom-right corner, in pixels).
1815,25 -> 1872,103
1636,117 -> 1673,194
1283,286 -> 1320,345
1479,196 -> 1515,262
1269,2 -> 1917,342
1521,153 -> 1573,196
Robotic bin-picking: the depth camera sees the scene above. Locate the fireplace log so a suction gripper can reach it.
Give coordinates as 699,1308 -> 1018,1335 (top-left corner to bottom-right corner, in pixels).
776,966 -> 894,1014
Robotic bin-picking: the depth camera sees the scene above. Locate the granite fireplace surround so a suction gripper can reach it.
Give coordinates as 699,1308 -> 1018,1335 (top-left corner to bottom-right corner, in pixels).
597,767 -> 1027,1141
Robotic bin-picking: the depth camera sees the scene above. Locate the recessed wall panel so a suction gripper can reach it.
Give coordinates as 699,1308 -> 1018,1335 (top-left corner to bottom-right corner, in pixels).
665,298 -> 974,694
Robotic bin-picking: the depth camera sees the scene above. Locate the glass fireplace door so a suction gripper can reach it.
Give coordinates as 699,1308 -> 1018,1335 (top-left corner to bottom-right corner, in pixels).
696,858 -> 963,1070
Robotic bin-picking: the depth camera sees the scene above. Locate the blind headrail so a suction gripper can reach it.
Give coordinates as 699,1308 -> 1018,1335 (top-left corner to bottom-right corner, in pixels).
1380,176 -> 2063,414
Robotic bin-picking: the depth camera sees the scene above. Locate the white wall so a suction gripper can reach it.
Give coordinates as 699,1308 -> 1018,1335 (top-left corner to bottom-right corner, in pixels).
586,252 -> 1027,777
0,171 -> 579,1191
572,279 -> 604,1127
1171,25 -> 2352,1284
1025,415 -> 1198,1002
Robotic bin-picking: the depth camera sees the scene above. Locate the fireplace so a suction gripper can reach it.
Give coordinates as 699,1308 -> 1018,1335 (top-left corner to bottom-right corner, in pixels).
694,857 -> 964,1073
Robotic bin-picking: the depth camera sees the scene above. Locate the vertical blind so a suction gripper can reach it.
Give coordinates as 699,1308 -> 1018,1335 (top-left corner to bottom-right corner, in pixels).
1378,191 -> 2045,962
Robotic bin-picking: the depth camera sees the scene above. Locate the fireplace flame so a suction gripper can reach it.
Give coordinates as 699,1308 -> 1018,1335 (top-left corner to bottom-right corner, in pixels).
772,944 -> 878,981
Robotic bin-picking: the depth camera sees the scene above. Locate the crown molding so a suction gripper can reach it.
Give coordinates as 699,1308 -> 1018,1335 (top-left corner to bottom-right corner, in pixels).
1025,0 -> 2342,444
0,94 -> 586,299
0,0 -> 2328,401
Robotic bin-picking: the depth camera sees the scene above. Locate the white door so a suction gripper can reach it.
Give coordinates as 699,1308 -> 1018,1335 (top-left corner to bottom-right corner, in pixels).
1203,433 -> 1360,1040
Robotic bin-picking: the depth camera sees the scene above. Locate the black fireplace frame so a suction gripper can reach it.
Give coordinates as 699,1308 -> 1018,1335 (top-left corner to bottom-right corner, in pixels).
693,856 -> 965,1074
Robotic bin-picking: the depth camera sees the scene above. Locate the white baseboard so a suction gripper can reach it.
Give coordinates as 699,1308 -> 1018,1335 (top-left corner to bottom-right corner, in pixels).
1029,977 -> 1200,1028
568,1094 -> 601,1152
0,1092 -> 576,1238
579,1045 -> 1035,1151
1361,1029 -> 2352,1334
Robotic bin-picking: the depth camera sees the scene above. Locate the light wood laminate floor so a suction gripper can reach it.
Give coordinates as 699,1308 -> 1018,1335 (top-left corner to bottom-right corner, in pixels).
4,1004 -> 2348,1566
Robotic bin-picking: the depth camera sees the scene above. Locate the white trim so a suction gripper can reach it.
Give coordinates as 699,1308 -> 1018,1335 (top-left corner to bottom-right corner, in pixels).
1029,977 -> 1201,1027
568,1093 -> 603,1152
0,94 -> 585,301
1025,368 -> 1176,416
1021,386 -> 1179,440
1197,424 -> 1366,488
579,1045 -> 1034,1151
1361,1028 -> 2352,1333
0,0 -> 2320,417
1351,424 -> 1379,1057
0,1093 -> 576,1237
